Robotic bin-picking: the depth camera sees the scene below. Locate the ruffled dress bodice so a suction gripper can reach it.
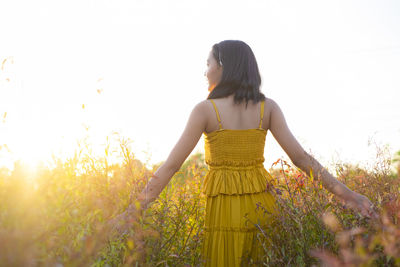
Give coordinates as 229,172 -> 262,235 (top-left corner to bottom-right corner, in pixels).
202,128 -> 274,197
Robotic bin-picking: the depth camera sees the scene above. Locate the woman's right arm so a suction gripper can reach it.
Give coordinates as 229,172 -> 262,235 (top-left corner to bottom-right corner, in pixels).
267,99 -> 377,218
108,101 -> 209,234
133,100 -> 209,210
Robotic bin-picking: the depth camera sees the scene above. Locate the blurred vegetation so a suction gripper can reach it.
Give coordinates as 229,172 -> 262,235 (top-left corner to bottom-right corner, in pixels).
0,134 -> 399,266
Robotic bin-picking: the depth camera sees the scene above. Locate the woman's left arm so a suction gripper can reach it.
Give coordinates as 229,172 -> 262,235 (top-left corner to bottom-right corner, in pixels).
268,99 -> 378,220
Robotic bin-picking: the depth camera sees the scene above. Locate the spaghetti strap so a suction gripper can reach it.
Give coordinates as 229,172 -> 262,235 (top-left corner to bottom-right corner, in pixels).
258,100 -> 265,129
209,99 -> 222,130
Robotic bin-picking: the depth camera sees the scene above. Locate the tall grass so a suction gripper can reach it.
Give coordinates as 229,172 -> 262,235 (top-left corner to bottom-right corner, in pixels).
0,135 -> 399,266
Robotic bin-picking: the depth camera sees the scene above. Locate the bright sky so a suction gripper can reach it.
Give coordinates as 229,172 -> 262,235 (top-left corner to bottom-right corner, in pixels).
1,0 -> 400,171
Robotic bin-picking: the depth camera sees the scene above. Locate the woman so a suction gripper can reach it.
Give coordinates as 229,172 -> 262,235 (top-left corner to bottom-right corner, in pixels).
111,40 -> 377,266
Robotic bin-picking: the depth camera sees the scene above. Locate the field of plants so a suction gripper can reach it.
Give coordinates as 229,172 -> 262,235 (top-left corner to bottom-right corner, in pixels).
0,135 -> 399,267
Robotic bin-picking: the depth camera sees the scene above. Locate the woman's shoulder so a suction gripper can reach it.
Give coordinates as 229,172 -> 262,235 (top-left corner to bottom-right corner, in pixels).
264,97 -> 279,111
264,97 -> 276,105
190,100 -> 215,117
194,99 -> 213,110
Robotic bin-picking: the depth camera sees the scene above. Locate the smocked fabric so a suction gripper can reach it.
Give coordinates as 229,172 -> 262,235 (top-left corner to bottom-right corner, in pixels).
200,100 -> 277,267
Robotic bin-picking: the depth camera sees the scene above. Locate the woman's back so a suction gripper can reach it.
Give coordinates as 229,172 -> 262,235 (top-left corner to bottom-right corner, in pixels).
203,96 -> 268,168
203,95 -> 272,134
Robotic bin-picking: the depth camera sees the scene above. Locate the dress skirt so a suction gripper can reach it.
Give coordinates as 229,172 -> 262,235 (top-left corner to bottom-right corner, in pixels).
200,167 -> 277,267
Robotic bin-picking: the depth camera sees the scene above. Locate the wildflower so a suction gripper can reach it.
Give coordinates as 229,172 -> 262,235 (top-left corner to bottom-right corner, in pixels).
275,188 -> 282,195
265,182 -> 274,191
272,159 -> 281,167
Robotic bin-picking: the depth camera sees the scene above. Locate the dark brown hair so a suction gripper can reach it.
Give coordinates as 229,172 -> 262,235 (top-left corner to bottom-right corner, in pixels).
207,40 -> 265,106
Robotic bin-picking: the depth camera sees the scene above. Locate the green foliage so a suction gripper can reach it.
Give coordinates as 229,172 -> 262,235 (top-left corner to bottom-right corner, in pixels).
0,137 -> 399,266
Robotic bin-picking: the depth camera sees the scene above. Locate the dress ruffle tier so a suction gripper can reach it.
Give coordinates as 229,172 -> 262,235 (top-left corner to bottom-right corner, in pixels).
201,164 -> 277,267
202,163 -> 275,197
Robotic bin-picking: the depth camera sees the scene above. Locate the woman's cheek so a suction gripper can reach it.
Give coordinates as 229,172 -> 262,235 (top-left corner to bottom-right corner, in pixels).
208,66 -> 217,82
206,70 -> 212,83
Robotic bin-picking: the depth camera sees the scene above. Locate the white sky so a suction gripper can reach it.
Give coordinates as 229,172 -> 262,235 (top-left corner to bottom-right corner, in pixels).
0,0 -> 399,171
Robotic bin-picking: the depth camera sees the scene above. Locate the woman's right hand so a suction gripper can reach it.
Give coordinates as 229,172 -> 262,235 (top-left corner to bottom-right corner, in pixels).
107,211 -> 129,235
107,201 -> 143,236
106,186 -> 157,237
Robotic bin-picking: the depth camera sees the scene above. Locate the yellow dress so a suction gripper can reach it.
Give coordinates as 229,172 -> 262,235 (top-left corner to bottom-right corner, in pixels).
201,99 -> 277,267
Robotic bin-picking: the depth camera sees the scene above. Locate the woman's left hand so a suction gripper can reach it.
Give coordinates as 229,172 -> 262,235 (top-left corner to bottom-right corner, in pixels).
344,192 -> 379,220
